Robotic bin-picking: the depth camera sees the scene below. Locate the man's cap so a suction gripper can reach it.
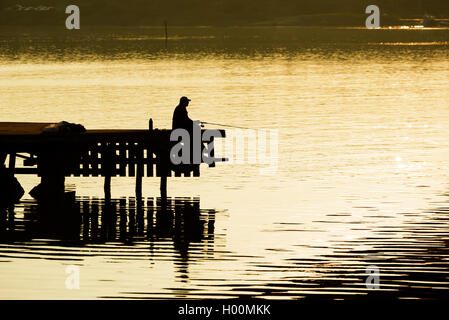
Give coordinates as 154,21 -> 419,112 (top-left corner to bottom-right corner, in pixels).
180,96 -> 191,103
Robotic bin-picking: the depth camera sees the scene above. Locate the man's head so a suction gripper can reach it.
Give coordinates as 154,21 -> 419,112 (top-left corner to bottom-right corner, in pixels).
180,96 -> 191,107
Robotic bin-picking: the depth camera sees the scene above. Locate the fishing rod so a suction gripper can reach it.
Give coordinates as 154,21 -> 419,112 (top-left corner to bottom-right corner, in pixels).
201,121 -> 257,130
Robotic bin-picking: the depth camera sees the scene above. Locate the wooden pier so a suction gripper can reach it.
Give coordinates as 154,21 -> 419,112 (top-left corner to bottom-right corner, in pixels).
0,121 -> 226,201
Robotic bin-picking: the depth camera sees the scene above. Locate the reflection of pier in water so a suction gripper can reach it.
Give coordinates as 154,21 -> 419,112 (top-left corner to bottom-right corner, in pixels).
0,197 -> 216,272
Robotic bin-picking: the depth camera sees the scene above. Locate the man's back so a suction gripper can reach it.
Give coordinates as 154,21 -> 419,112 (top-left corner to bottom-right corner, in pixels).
172,102 -> 193,130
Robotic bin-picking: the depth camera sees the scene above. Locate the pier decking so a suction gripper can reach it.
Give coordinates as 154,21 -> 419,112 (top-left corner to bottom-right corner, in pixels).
0,121 -> 226,200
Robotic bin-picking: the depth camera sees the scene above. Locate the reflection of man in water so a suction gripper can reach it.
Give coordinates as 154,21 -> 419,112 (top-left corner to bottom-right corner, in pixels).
172,96 -> 194,130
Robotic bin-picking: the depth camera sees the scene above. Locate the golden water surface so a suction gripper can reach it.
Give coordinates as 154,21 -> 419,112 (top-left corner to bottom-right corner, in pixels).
1,27 -> 449,299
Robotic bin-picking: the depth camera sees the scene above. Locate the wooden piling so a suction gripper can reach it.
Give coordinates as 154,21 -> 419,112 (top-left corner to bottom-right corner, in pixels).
103,143 -> 112,203
160,175 -> 167,200
82,198 -> 90,240
136,175 -> 142,198
104,175 -> 111,202
8,152 -> 15,170
38,152 -> 66,202
136,143 -> 143,201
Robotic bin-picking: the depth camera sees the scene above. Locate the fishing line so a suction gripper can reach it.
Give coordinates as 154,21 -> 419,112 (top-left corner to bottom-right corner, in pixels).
202,121 -> 258,130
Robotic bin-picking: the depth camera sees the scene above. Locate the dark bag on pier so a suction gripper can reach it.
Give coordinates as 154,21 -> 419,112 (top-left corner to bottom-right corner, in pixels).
42,121 -> 86,134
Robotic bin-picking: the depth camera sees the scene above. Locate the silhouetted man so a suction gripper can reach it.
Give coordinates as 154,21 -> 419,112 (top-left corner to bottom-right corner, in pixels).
171,96 -> 207,164
172,96 -> 194,130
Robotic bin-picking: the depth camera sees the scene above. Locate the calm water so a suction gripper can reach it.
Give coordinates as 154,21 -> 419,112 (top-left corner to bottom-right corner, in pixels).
1,26 -> 449,299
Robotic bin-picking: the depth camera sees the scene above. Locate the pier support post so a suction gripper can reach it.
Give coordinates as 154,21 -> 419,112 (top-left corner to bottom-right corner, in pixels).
104,175 -> 111,203
160,175 -> 167,207
32,151 -> 66,203
102,143 -> 113,204
161,175 -> 167,212
136,174 -> 142,200
157,146 -> 168,208
8,153 -> 16,171
39,174 -> 65,202
136,141 -> 144,201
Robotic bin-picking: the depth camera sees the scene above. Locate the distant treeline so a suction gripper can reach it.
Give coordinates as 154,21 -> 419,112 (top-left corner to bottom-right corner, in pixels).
1,0 -> 448,26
